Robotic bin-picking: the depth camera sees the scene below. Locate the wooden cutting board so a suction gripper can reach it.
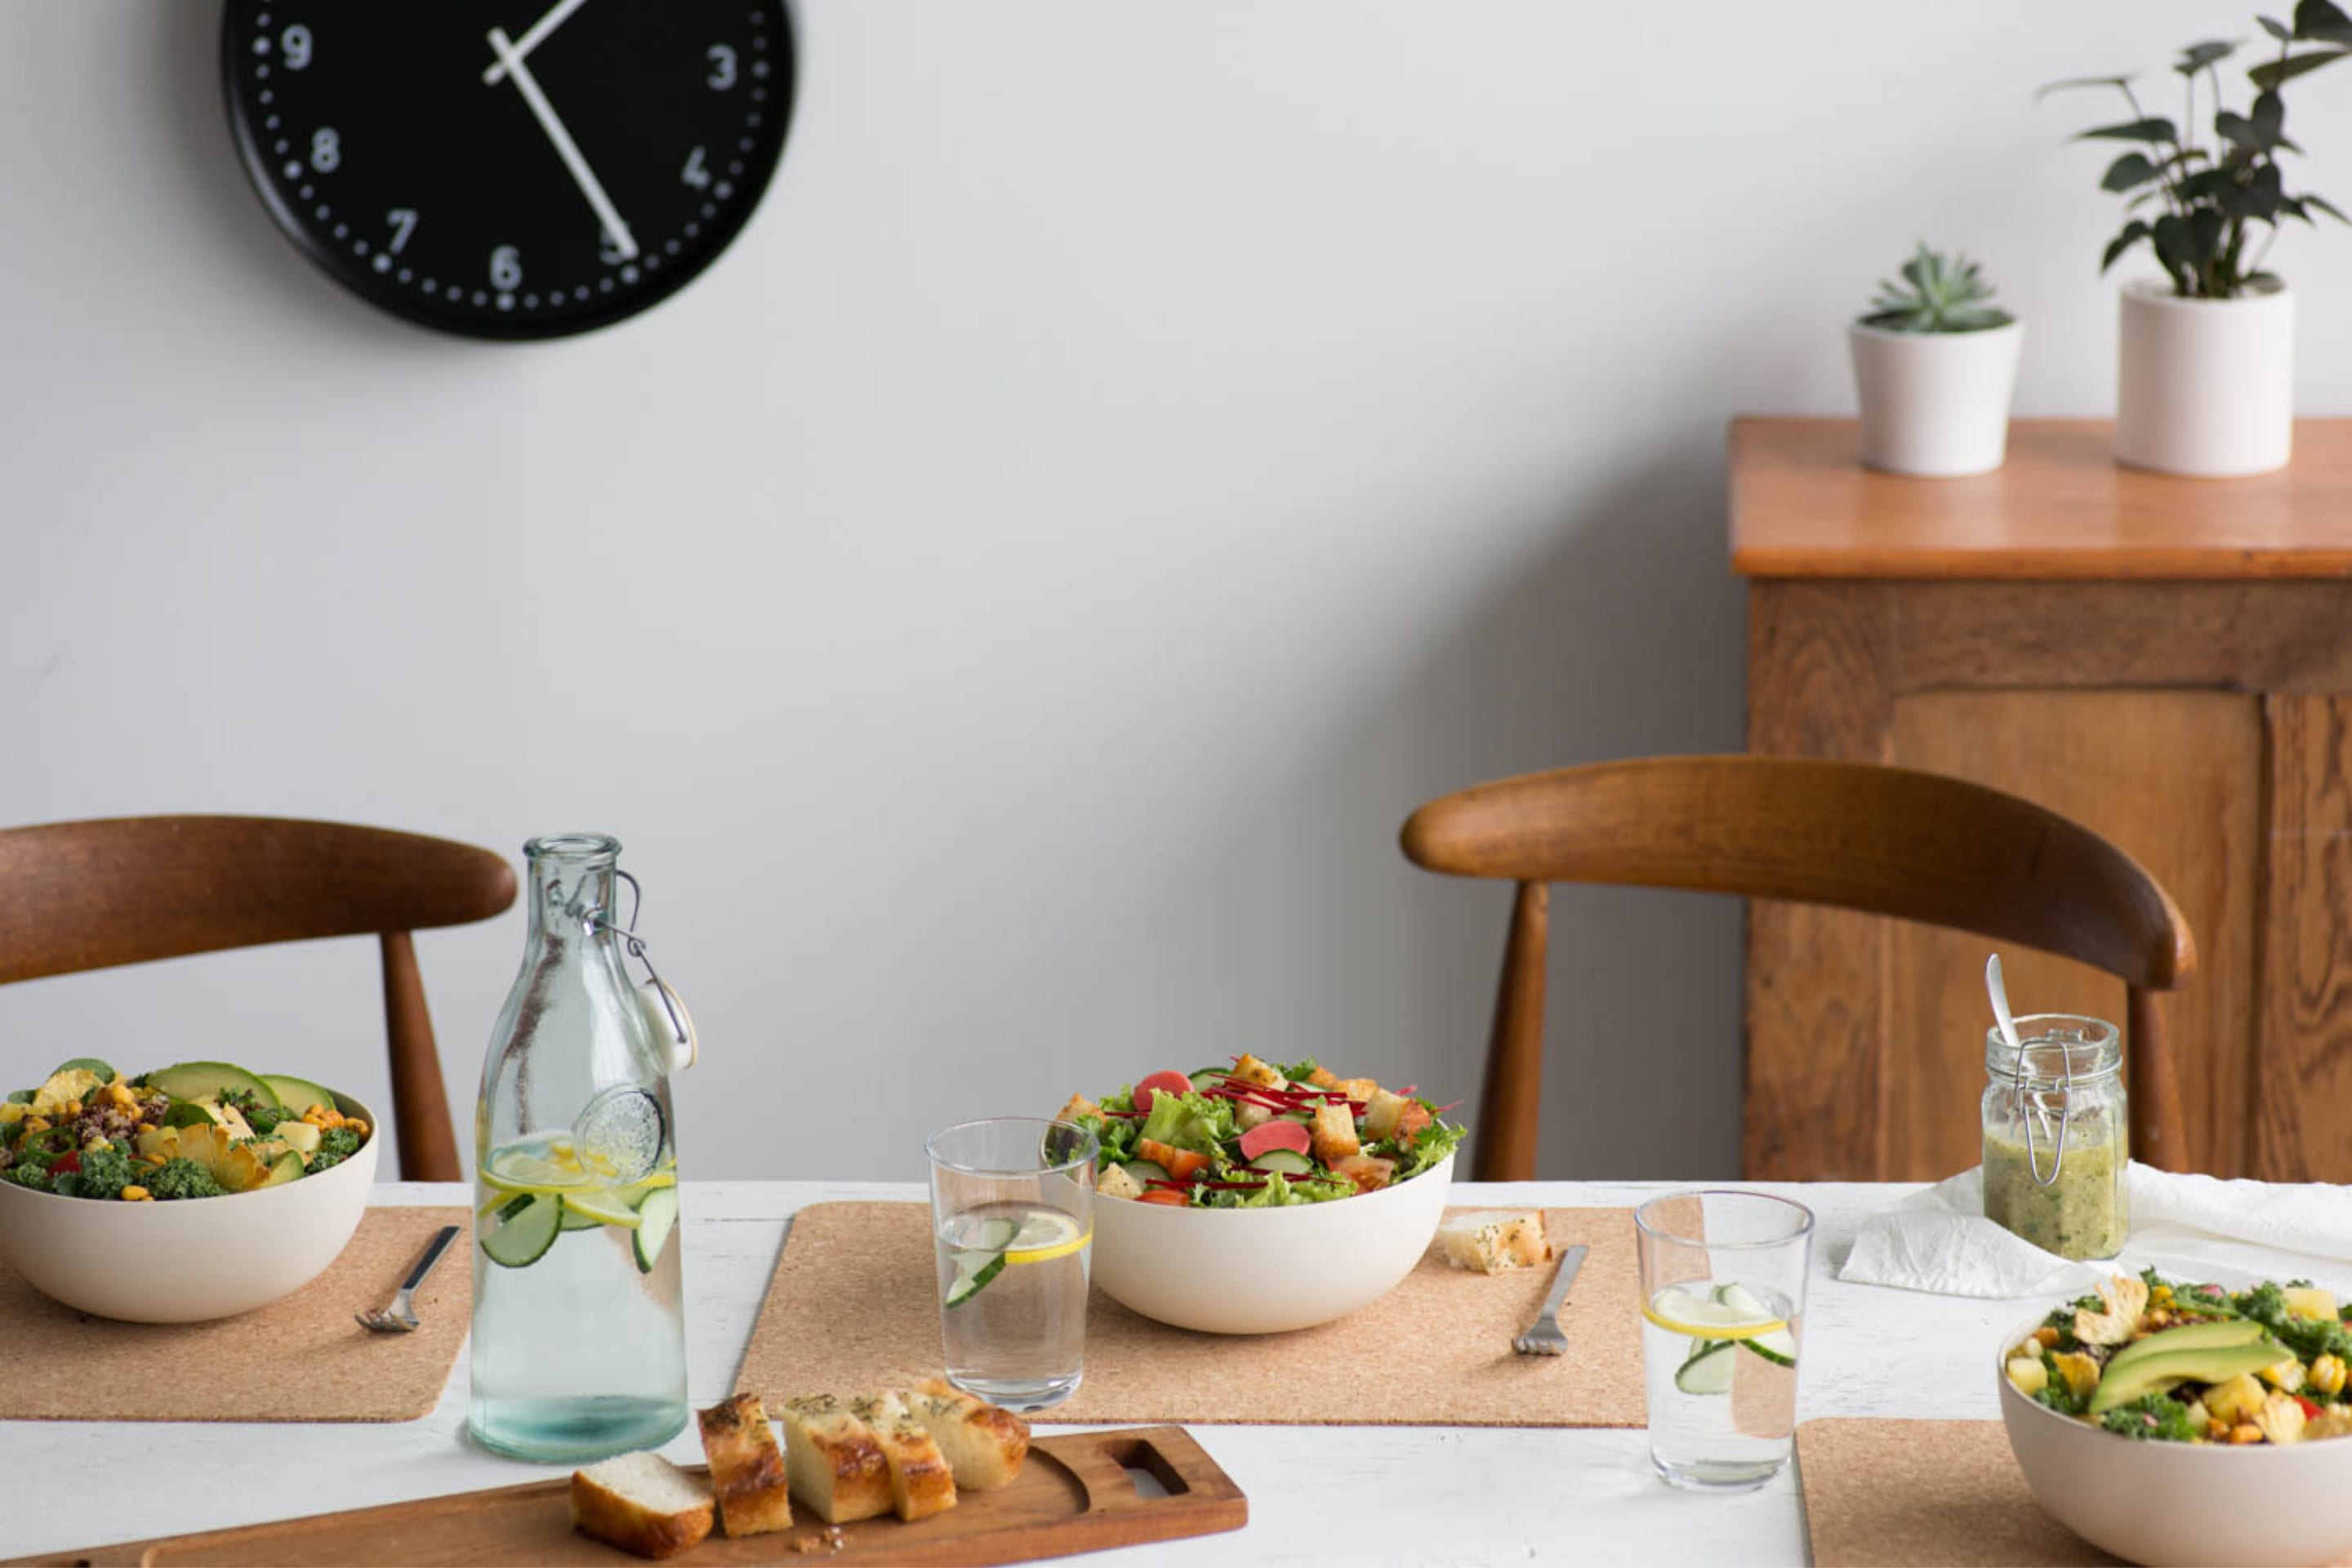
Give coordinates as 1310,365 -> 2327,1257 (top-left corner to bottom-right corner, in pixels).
4,1426 -> 1246,1568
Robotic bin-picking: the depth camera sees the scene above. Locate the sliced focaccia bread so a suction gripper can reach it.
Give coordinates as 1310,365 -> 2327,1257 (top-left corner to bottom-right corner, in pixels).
1433,1211 -> 1552,1273
904,1379 -> 1030,1490
849,1392 -> 959,1521
696,1393 -> 795,1537
776,1394 -> 893,1524
569,1450 -> 715,1560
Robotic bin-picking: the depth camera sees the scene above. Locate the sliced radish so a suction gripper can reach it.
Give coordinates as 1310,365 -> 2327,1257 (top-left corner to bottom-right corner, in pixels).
1132,1070 -> 1193,1112
1238,1119 -> 1312,1160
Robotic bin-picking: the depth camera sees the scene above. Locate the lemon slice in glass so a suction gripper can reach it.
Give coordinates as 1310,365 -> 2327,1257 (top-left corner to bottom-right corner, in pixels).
1642,1285 -> 1788,1341
1004,1209 -> 1092,1266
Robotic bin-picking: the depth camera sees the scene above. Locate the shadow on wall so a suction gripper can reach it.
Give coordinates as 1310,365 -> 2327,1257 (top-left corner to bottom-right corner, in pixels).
1206,435 -> 1750,1182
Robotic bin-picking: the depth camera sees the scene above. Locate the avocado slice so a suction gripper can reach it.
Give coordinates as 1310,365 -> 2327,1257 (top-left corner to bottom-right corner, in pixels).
145,1062 -> 282,1108
2102,1319 -> 2269,1378
263,1075 -> 337,1116
2088,1338 -> 2292,1414
260,1150 -> 305,1187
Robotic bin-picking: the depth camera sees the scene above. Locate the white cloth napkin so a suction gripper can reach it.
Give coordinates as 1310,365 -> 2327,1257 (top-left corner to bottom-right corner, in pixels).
1839,1162 -> 2352,1298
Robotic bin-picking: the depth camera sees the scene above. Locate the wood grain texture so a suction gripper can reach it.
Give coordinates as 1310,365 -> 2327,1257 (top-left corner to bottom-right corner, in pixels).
1731,417 -> 2352,580
0,816 -> 514,1179
2255,696 -> 2352,1182
1886,691 -> 2258,1180
3,1428 -> 1247,1568
1473,882 -> 1547,1183
1401,757 -> 2195,1183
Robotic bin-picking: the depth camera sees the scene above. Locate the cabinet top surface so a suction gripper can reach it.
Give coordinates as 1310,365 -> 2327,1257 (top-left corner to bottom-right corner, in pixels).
1731,417 -> 2352,580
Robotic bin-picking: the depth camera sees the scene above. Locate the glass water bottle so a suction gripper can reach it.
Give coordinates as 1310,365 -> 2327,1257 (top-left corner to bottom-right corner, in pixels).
469,834 -> 688,1462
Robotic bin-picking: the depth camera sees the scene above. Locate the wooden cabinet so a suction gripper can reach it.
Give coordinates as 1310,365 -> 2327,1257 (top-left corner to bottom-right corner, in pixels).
1734,417 -> 2352,1184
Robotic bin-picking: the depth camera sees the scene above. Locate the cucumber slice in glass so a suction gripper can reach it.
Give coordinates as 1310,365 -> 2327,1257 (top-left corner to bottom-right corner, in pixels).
1675,1339 -> 1735,1395
633,1187 -> 680,1273
1742,1328 -> 1798,1367
481,1193 -> 563,1268
964,1216 -> 1018,1252
945,1250 -> 1006,1309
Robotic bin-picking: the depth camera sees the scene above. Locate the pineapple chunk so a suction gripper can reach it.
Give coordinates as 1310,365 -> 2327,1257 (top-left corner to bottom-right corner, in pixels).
0,1102 -> 24,1126
2283,1285 -> 2341,1323
30,1068 -> 100,1118
2005,1356 -> 2049,1397
2256,1391 -> 2309,1446
2207,1371 -> 2268,1425
2073,1274 -> 2149,1347
2052,1352 -> 2102,1400
135,1125 -> 180,1161
2307,1407 -> 2352,1441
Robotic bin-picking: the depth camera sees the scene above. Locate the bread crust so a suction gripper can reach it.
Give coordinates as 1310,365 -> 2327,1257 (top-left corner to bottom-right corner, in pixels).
697,1393 -> 795,1538
850,1392 -> 959,1521
569,1465 -> 714,1560
778,1394 -> 893,1524
907,1378 -> 1030,1491
1310,1100 -> 1360,1165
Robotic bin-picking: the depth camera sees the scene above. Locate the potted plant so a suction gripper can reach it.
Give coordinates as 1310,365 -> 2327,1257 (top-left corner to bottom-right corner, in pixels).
1849,245 -> 2022,477
2044,1 -> 2350,475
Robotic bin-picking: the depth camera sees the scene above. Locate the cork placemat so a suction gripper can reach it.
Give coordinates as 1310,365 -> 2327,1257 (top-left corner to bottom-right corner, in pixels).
1798,1419 -> 2114,1566
0,1206 -> 471,1423
737,1201 -> 1644,1427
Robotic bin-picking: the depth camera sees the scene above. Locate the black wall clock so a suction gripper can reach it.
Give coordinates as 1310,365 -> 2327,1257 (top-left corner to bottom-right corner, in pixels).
221,2 -> 795,341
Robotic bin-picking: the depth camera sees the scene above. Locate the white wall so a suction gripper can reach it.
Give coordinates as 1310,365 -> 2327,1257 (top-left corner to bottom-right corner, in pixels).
7,2 -> 2351,1183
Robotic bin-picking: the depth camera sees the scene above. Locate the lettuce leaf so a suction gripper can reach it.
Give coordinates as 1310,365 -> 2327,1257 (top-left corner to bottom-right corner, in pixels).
1137,1089 -> 1235,1155
1397,1119 -> 1465,1181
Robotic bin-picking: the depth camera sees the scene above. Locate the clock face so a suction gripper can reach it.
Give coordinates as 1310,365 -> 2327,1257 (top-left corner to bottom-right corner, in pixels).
221,2 -> 794,340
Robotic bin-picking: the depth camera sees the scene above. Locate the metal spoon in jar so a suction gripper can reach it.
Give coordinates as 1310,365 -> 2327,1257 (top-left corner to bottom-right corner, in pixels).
1985,953 -> 2065,1187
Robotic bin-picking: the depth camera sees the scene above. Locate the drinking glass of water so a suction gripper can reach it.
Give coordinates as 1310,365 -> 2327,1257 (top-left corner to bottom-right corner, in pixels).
926,1117 -> 1096,1412
1634,1190 -> 1815,1492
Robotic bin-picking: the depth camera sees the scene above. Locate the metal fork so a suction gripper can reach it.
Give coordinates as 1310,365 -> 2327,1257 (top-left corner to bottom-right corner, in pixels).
356,1225 -> 461,1334
1512,1244 -> 1589,1356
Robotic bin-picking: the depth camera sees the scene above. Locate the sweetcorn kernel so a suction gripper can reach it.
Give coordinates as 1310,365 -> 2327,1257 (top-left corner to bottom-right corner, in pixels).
2033,1326 -> 2062,1348
119,1187 -> 149,1202
135,1122 -> 156,1135
345,1119 -> 369,1138
2230,1423 -> 2265,1444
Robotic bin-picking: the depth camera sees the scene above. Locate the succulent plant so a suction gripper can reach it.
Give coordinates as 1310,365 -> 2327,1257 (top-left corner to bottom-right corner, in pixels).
2040,0 -> 2351,300
1859,245 -> 2015,333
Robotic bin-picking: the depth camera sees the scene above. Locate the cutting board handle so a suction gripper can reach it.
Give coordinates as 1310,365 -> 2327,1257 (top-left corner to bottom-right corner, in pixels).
1052,1426 -> 1242,1517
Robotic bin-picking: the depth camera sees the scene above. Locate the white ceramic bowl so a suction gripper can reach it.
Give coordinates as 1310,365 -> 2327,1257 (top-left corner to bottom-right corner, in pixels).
0,1093 -> 379,1323
1089,1152 -> 1454,1334
1997,1308 -> 2352,1567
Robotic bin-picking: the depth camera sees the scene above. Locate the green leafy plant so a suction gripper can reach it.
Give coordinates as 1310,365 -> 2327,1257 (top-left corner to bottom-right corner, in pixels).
2042,0 -> 2352,298
1859,244 -> 2014,332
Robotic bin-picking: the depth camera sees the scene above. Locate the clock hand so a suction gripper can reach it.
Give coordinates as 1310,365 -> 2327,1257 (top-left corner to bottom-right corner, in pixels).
480,0 -> 592,86
484,26 -> 639,262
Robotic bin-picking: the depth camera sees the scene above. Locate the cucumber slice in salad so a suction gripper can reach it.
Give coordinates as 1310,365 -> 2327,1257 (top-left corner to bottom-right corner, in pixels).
481,1193 -> 562,1268
633,1187 -> 680,1273
1187,1068 -> 1225,1092
1120,1160 -> 1171,1186
1246,1148 -> 1316,1176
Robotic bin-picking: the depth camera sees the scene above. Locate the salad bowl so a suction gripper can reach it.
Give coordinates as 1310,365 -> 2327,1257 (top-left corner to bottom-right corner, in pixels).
1998,1298 -> 2352,1568
1090,1150 -> 1454,1334
0,1089 -> 379,1323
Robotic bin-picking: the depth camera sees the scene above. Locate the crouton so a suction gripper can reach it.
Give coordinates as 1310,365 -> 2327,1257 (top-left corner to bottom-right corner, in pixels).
697,1394 -> 794,1538
1229,1054 -> 1286,1090
1055,1093 -> 1099,1124
570,1451 -> 715,1560
1334,1077 -> 1379,1103
1097,1163 -> 1144,1200
849,1392 -> 958,1521
1433,1212 -> 1552,1272
1310,1101 -> 1360,1165
1331,1154 -> 1396,1194
1303,1065 -> 1340,1089
776,1395 -> 893,1525
1394,1099 -> 1433,1141
1232,1099 -> 1274,1133
906,1379 -> 1029,1490
1361,1088 -> 1411,1141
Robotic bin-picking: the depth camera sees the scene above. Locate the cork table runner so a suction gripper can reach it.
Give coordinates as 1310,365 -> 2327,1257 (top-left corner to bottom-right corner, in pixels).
0,1206 -> 470,1423
737,1201 -> 1643,1427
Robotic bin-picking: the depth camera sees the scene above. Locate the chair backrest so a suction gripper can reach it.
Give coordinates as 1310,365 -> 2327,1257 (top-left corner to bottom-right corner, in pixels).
0,817 -> 517,1179
1400,756 -> 2197,1178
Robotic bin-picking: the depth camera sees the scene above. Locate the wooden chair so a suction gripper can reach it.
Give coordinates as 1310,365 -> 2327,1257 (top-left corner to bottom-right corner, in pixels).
1400,755 -> 2197,1182
0,817 -> 517,1181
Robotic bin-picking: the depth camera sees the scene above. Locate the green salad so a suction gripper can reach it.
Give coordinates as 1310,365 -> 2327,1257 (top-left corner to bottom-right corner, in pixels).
2007,1267 -> 2352,1446
1,1058 -> 368,1201
1056,1054 -> 1464,1208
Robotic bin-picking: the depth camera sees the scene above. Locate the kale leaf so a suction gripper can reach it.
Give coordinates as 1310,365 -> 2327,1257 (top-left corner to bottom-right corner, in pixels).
2099,1392 -> 2202,1442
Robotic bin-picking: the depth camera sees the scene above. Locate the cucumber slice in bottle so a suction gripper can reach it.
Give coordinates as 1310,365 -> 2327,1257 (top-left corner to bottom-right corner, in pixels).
559,1201 -> 608,1232
1675,1339 -> 1736,1395
1247,1148 -> 1316,1176
633,1187 -> 680,1272
1120,1160 -> 1171,1186
481,1193 -> 563,1268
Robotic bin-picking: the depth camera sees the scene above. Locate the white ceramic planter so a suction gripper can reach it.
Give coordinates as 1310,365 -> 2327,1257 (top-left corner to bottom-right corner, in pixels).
1848,319 -> 2023,477
2116,277 -> 2294,476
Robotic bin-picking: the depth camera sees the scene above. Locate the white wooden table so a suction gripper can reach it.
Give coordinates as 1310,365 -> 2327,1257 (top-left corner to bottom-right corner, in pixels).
6,1179 -> 2021,1566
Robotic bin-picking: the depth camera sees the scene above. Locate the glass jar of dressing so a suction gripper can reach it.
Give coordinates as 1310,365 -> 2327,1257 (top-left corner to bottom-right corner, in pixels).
1980,1014 -> 2128,1260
